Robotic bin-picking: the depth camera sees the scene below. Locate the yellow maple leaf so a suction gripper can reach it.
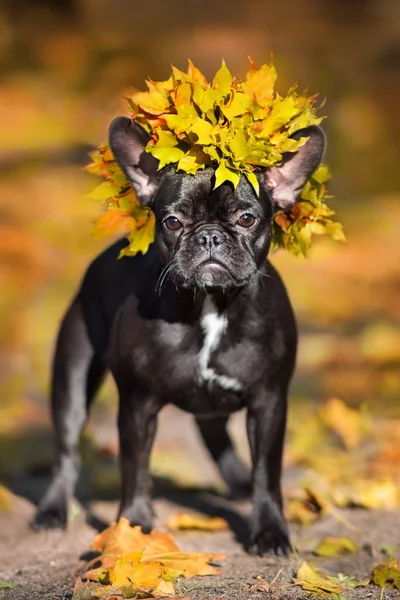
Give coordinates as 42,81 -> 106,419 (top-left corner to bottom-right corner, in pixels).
109,554 -> 164,590
313,537 -> 359,557
212,59 -> 233,95
372,557 -> 400,589
165,512 -> 228,532
141,551 -> 223,578
91,519 -> 148,555
243,62 -> 277,106
80,520 -> 225,599
294,561 -> 344,595
92,210 -> 134,239
131,89 -> 170,115
120,209 -> 156,257
319,397 -> 371,449
187,58 -> 208,86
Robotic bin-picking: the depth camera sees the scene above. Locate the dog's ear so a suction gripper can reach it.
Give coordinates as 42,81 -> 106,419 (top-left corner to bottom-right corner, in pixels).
109,116 -> 160,205
262,125 -> 325,212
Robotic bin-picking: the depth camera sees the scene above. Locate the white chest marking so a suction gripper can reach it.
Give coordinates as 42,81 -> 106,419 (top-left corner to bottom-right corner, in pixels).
198,296 -> 242,392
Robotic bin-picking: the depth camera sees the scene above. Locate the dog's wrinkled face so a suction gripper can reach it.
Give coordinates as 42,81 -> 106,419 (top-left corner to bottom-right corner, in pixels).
152,168 -> 272,289
109,117 -> 325,290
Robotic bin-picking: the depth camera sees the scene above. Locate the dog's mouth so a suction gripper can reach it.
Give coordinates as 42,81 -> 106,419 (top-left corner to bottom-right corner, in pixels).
167,253 -> 257,291
194,259 -> 246,290
199,258 -> 230,272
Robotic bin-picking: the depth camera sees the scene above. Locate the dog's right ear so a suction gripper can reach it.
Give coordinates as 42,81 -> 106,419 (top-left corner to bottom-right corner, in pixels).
109,116 -> 160,205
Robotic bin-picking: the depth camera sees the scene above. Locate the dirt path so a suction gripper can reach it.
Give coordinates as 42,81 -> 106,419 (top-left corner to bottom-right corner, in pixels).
1,407 -> 399,600
1,490 -> 399,600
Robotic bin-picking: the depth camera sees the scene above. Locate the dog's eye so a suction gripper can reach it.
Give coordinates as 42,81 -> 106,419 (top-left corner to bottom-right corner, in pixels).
238,213 -> 256,228
164,216 -> 183,231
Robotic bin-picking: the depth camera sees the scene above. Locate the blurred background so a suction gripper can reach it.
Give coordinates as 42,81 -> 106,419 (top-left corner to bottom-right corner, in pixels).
0,0 -> 399,508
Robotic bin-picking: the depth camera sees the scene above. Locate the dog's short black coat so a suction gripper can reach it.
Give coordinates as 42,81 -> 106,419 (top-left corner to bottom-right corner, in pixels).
34,117 -> 325,555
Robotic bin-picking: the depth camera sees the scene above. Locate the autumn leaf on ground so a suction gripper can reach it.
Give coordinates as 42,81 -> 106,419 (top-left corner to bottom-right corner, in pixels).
313,537 -> 359,557
91,519 -> 150,555
0,581 -> 17,589
335,478 -> 400,509
294,561 -> 344,596
319,397 -> 371,449
109,554 -> 165,592
141,551 -> 223,578
72,580 -> 117,600
141,529 -> 180,558
372,556 -> 400,589
75,519 -> 225,599
165,513 -> 228,532
285,487 -> 328,526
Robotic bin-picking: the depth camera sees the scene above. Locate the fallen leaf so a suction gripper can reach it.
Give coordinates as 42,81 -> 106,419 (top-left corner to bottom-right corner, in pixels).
82,519 -> 225,599
339,478 -> 399,509
141,530 -> 181,558
0,581 -> 17,589
141,551 -> 223,578
91,519 -> 149,555
313,537 -> 359,557
286,490 -> 325,526
165,513 -> 228,532
294,561 -> 344,595
319,397 -> 371,449
372,557 -> 400,589
109,553 -> 164,590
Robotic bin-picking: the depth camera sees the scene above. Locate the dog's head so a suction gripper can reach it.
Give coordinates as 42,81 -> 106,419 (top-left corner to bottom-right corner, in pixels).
109,117 -> 325,291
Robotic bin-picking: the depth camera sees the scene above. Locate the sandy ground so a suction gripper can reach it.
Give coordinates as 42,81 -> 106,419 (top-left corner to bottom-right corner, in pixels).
1,494 -> 400,600
1,407 -> 399,600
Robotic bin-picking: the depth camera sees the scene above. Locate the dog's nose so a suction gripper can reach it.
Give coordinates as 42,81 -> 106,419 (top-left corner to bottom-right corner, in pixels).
197,228 -> 226,250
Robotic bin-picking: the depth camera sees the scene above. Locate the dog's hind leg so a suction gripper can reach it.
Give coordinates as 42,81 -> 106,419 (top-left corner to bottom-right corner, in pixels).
195,415 -> 252,497
33,298 -> 106,529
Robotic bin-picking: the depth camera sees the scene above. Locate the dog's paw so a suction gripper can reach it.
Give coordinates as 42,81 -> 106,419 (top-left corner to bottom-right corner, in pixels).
249,522 -> 292,556
119,497 -> 154,533
32,501 -> 68,530
249,502 -> 291,556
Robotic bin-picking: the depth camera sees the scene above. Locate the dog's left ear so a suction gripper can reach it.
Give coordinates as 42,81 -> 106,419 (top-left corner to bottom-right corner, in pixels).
109,116 -> 160,205
262,125 -> 325,212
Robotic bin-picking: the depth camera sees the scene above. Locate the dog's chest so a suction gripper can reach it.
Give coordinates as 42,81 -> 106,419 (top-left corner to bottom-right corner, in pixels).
124,293 -> 259,413
160,296 -> 248,415
198,296 -> 242,393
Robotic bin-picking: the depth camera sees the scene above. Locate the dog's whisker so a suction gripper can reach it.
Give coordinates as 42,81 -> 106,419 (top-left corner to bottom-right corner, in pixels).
257,268 -> 275,280
156,260 -> 175,295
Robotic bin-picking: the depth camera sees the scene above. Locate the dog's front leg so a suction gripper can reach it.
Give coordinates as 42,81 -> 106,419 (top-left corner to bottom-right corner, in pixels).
247,384 -> 291,556
117,389 -> 159,532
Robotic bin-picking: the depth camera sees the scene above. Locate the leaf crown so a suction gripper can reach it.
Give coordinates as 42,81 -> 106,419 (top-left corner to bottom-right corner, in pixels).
87,58 -> 345,258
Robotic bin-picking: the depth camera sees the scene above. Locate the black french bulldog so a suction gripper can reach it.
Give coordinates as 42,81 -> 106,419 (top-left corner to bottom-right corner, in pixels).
33,116 -> 325,555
